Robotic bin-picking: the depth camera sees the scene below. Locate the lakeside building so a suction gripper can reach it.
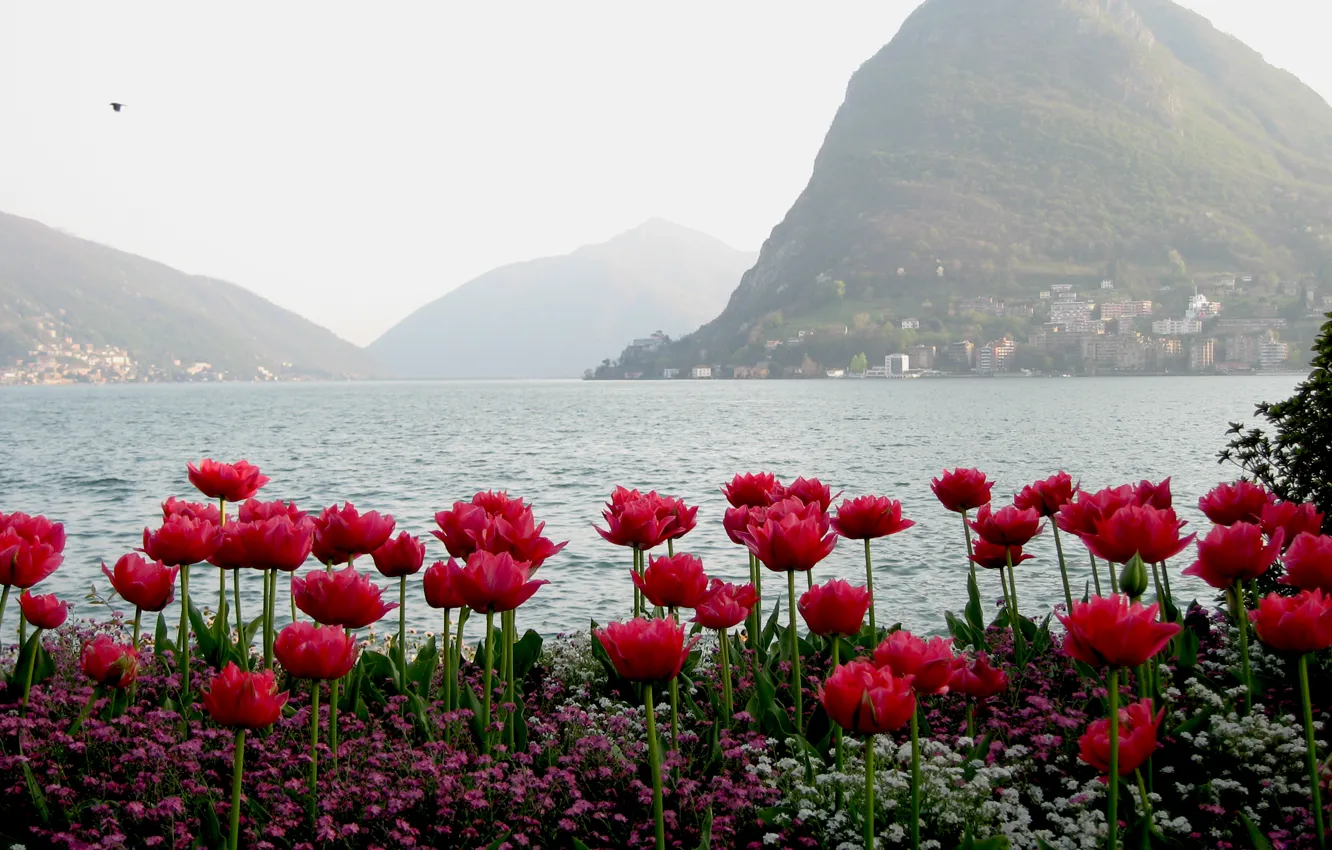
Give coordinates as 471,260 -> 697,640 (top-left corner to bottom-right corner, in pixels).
1189,339 -> 1216,371
691,366 -> 712,379
887,353 -> 910,375
1152,318 -> 1203,335
1100,300 -> 1153,320
948,340 -> 975,369
977,338 -> 1016,375
906,344 -> 936,369
1260,341 -> 1290,369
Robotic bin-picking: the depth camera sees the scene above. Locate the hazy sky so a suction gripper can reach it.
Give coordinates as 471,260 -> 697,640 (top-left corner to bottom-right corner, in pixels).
2,1 -> 1329,346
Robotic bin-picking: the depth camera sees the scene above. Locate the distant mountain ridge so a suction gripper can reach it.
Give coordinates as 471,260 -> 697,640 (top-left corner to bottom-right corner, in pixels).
369,219 -> 756,378
0,211 -> 381,379
668,0 -> 1332,366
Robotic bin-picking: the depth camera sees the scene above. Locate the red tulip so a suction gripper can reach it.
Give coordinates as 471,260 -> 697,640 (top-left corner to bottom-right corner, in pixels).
291,565 -> 398,628
798,579 -> 871,637
0,512 -> 66,553
202,662 -> 288,729
969,503 -> 1045,547
19,590 -> 67,629
468,510 -> 567,569
102,553 -> 179,612
1014,472 -> 1078,517
456,550 -> 548,614
1078,505 -> 1195,565
433,502 -> 490,559
1261,501 -> 1324,550
740,498 -> 837,573
595,488 -> 676,550
948,652 -> 1008,700
162,497 -> 220,524
930,468 -> 993,513
467,489 -> 526,518
187,459 -> 269,503
632,552 -> 710,609
723,505 -> 766,546
1198,480 -> 1274,527
1132,477 -> 1173,510
142,514 -> 223,567
80,636 -> 139,688
423,559 -> 468,610
207,522 -> 252,571
832,495 -> 916,540
820,659 -> 917,735
1283,533 -> 1332,593
595,617 -> 698,681
274,622 -> 359,680
691,579 -> 758,630
721,472 -> 783,509
238,516 -> 315,572
873,631 -> 954,694
311,503 -> 396,565
1182,522 -> 1283,589
969,541 -> 1033,571
371,532 -> 426,578
661,496 -> 699,541
1078,698 -> 1163,778
783,477 -> 840,513
1250,590 -> 1332,654
1057,594 -> 1180,668
238,499 -> 307,523
0,531 -> 63,588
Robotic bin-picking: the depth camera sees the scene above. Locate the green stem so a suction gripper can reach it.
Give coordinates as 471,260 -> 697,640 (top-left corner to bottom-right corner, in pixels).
1003,549 -> 1025,657
504,610 -> 516,750
910,705 -> 921,850
441,609 -> 452,711
787,569 -> 802,732
669,673 -> 679,756
69,684 -> 99,735
1301,654 -> 1328,850
263,569 -> 274,668
863,539 -> 877,635
667,538 -> 674,557
178,563 -> 191,705
290,572 -> 298,622
399,576 -> 408,685
19,612 -> 26,647
806,569 -> 813,590
329,677 -> 339,775
130,607 -> 143,704
454,609 -> 466,721
0,584 -> 9,647
749,553 -> 762,672
833,638 -> 843,812
1159,558 -> 1174,606
233,569 -> 246,670
864,734 -> 876,850
633,547 -> 642,618
1107,667 -> 1119,850
1228,586 -> 1253,712
482,610 -> 494,755
1108,555 -> 1120,594
228,729 -> 246,850
719,627 -> 733,728
967,702 -> 975,740
1150,561 -> 1166,618
20,628 -> 41,715
1090,553 -> 1103,597
962,510 -> 976,585
645,683 -> 665,850
309,680 -> 320,822
1135,769 -> 1152,828
1052,524 -> 1074,612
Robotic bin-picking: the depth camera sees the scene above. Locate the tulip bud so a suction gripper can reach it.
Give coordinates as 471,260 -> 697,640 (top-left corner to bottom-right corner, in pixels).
1119,554 -> 1149,600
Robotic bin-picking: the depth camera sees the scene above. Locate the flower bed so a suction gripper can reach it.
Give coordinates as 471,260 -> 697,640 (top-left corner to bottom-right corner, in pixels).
0,464 -> 1329,849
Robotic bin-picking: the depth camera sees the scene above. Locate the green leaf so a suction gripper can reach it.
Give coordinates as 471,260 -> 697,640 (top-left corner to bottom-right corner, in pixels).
463,682 -> 486,747
1170,706 -> 1213,738
21,759 -> 49,823
7,629 -> 55,689
484,832 -> 512,850
188,599 -> 221,668
965,569 -> 988,646
243,614 -> 264,651
360,649 -> 399,687
513,701 -> 529,753
694,804 -> 713,850
760,596 -> 782,658
408,635 -> 438,694
956,836 -> 1011,850
1237,813 -> 1274,849
512,629 -> 543,680
572,841 -> 591,850
154,613 -> 171,661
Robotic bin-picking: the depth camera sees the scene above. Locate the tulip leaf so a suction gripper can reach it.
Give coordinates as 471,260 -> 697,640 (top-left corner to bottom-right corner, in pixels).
20,758 -> 49,823
957,836 -> 1012,850
188,599 -> 221,667
944,611 -> 983,655
513,629 -> 543,680
965,570 -> 987,644
1238,812 -> 1275,850
513,701 -> 529,752
360,649 -> 398,683
1176,627 -> 1200,671
243,614 -> 264,651
463,682 -> 486,747
154,613 -> 171,661
694,804 -> 713,850
484,834 -> 512,850
1170,706 -> 1213,738
408,635 -> 438,694
191,792 -> 225,850
7,629 -> 55,690
760,598 -> 782,658
572,841 -> 592,850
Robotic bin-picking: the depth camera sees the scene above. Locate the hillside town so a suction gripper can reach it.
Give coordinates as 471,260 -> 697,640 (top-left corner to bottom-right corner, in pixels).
591,273 -> 1323,380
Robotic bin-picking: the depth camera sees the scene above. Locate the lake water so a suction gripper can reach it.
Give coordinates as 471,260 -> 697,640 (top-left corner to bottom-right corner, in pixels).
0,375 -> 1303,642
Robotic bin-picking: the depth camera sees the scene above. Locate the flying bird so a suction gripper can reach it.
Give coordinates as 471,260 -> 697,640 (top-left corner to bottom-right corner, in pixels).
110,102 -> 124,112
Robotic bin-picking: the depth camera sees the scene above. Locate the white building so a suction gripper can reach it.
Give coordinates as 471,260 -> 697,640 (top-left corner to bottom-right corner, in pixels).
691,366 -> 712,379
900,318 -> 920,330
662,368 -> 680,379
1049,300 -> 1094,325
1260,341 -> 1290,370
1152,318 -> 1203,335
887,353 -> 910,375
1185,294 -> 1222,320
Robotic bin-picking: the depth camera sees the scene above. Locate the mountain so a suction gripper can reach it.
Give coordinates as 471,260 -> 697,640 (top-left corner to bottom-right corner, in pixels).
0,211 -> 382,379
672,0 -> 1332,367
369,219 -> 756,378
